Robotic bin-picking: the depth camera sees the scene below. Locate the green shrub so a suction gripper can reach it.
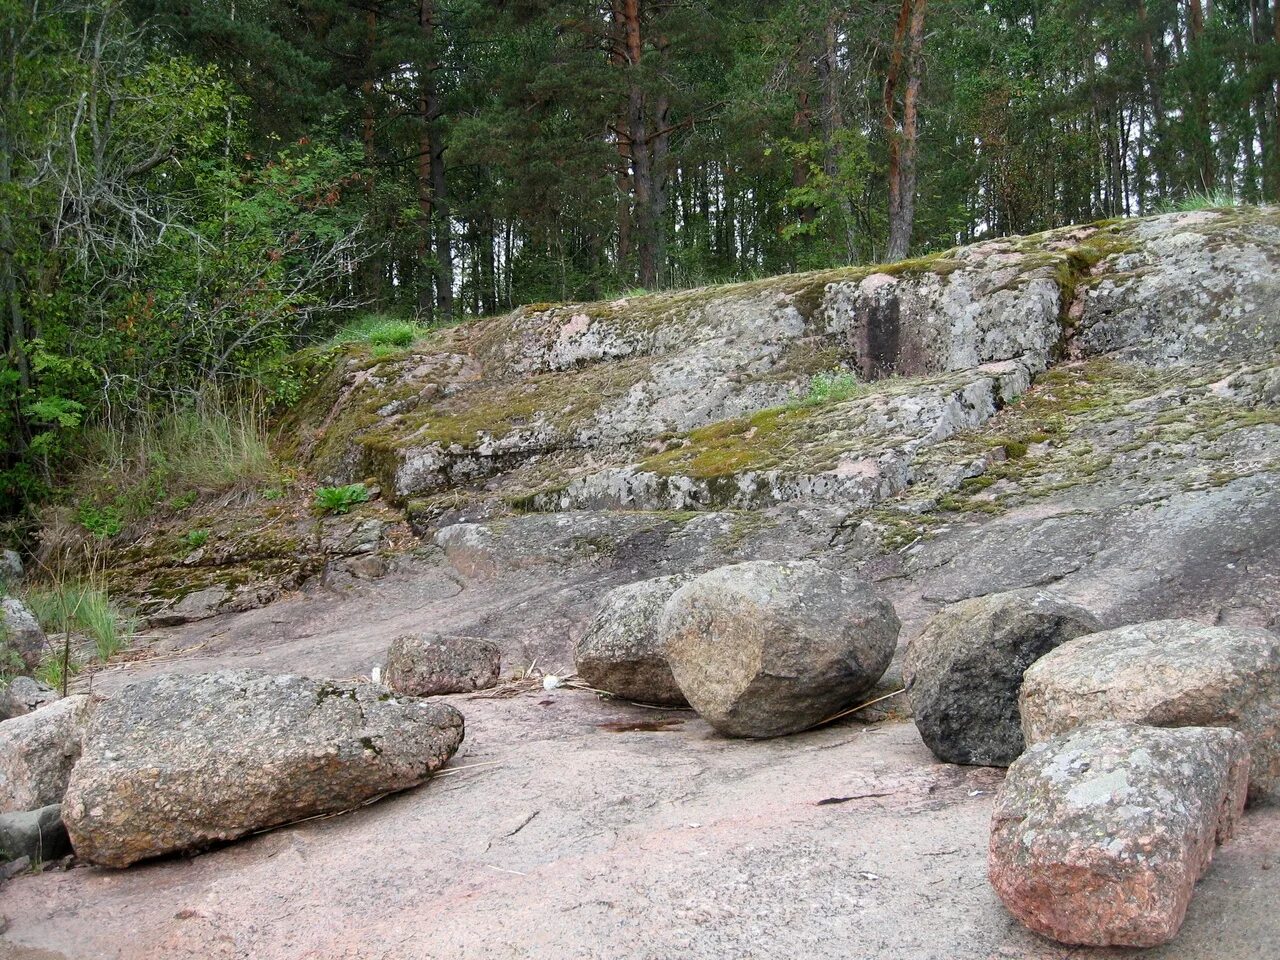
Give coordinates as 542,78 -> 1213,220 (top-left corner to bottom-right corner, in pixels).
183,529 -> 210,549
315,483 -> 371,515
795,370 -> 864,407
76,503 -> 125,538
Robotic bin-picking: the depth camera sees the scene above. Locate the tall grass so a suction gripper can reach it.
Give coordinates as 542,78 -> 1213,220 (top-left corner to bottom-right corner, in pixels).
68,391 -> 279,530
329,313 -> 426,350
1158,190 -> 1238,213
25,580 -> 133,663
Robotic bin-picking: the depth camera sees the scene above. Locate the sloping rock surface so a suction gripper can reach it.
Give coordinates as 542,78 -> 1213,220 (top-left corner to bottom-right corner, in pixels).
62,670 -> 464,867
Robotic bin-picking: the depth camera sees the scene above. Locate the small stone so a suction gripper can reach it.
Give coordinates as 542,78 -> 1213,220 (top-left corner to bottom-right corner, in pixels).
0,549 -> 22,584
384,634 -> 501,696
1,597 -> 46,672
903,589 -> 1101,766
0,804 -> 70,864
1021,619 -> 1280,802
575,575 -> 692,706
346,554 -> 389,580
62,670 -> 464,867
0,696 -> 92,813
659,560 -> 899,738
0,676 -> 60,721
989,722 -> 1249,947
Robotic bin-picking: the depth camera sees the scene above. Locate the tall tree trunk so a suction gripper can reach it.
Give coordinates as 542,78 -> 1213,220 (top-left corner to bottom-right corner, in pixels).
418,0 -> 453,318
416,0 -> 435,317
1136,0 -> 1166,198
361,7 -> 383,300
616,0 -> 663,289
884,0 -> 927,260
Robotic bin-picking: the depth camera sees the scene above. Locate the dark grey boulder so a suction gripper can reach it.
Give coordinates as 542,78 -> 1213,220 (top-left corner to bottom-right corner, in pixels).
0,804 -> 70,865
903,589 -> 1101,766
1,597 -> 46,673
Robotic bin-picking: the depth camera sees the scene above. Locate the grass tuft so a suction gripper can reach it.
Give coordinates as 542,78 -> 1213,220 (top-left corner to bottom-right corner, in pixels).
329,313 -> 426,350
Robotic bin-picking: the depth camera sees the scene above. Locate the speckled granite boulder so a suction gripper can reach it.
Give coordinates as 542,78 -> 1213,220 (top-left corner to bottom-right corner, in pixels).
904,590 -> 1101,766
660,560 -> 899,738
62,670 -> 464,867
989,722 -> 1249,947
384,634 -> 501,695
1021,619 -> 1280,802
575,574 -> 691,706
0,696 -> 91,813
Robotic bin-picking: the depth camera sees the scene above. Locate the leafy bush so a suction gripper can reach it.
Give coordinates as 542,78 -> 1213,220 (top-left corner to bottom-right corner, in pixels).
76,503 -> 125,538
314,483 -> 370,515
795,370 -> 864,407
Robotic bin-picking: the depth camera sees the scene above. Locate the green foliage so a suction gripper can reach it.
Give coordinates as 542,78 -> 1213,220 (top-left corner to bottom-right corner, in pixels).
1159,191 -> 1240,213
76,504 -> 125,539
794,371 -> 864,408
330,314 -> 425,350
183,529 -> 210,549
314,483 -> 370,515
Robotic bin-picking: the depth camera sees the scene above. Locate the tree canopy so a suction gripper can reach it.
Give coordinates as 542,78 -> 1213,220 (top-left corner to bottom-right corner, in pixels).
2,0 -> 1276,515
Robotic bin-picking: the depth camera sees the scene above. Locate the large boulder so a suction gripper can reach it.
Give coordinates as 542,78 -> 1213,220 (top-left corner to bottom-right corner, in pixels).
575,575 -> 691,706
0,804 -> 70,865
1021,619 -> 1280,802
659,560 -> 899,738
384,634 -> 501,696
1,597 -> 46,673
0,695 -> 91,813
62,670 -> 464,867
903,590 -> 1101,766
989,722 -> 1249,948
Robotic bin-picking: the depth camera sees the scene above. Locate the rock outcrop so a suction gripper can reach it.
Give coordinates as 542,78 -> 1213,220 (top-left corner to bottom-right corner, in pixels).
1021,619 -> 1280,802
384,634 -> 502,696
903,590 -> 1101,766
660,561 -> 899,737
575,574 -> 691,706
62,670 -> 464,867
0,549 -> 21,584
989,722 -> 1250,947
0,696 -> 90,813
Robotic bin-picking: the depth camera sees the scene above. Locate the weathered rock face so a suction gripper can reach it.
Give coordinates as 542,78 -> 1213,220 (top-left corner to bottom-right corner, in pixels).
0,675 -> 59,721
0,695 -> 91,813
384,634 -> 502,696
1,597 -> 46,673
0,804 -> 70,865
989,722 -> 1249,948
575,574 -> 692,706
904,590 -> 1101,766
660,561 -> 899,738
62,670 -> 464,867
1021,619 -> 1280,802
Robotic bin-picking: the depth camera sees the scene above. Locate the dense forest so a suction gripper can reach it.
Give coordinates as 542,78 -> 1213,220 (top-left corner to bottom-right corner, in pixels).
1,0 -> 1277,517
